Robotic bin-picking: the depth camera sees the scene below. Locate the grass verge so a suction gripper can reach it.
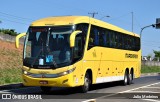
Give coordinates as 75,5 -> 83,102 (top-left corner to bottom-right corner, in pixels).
141,65 -> 160,73
0,40 -> 23,85
0,68 -> 22,85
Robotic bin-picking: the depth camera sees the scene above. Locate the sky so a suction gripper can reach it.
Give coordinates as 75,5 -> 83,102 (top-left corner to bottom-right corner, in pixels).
0,0 -> 160,56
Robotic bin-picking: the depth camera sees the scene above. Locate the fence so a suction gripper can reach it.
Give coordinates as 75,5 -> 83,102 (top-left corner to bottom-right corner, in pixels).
142,56 -> 160,66
0,33 -> 24,44
142,61 -> 160,66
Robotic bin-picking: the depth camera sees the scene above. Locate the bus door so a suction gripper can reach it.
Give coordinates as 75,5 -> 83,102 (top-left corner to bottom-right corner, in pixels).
72,34 -> 84,85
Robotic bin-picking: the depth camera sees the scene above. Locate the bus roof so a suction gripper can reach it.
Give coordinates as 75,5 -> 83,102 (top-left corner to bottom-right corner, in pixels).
31,16 -> 140,37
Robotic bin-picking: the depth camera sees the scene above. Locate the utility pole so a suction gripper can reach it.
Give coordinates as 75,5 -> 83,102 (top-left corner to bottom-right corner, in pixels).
88,12 -> 98,18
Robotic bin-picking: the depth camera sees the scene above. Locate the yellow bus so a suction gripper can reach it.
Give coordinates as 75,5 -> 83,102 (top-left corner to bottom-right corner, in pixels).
16,16 -> 141,93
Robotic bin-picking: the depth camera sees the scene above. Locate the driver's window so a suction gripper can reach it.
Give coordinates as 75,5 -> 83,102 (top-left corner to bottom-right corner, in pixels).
74,35 -> 82,59
73,23 -> 88,61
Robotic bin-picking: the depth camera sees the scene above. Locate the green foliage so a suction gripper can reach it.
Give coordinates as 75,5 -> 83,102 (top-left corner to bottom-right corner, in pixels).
141,65 -> 160,73
153,50 -> 160,58
0,68 -> 22,84
0,28 -> 18,36
0,40 -> 23,85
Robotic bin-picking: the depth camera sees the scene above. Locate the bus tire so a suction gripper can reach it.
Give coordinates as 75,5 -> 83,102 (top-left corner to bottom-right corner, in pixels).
80,73 -> 91,93
40,86 -> 52,93
123,71 -> 128,86
129,71 -> 134,84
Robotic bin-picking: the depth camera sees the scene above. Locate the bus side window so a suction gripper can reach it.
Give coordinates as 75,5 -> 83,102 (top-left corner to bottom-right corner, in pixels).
118,33 -> 122,49
124,35 -> 128,50
131,36 -> 135,50
110,31 -> 115,48
102,31 -> 107,46
121,34 -> 125,49
135,37 -> 140,51
105,30 -> 108,47
99,29 -> 106,46
94,28 -> 99,46
88,26 -> 99,49
108,31 -> 111,47
115,32 -> 118,48
127,36 -> 131,50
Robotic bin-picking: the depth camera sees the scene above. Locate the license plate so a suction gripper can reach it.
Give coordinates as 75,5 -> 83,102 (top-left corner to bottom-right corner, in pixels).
39,80 -> 48,84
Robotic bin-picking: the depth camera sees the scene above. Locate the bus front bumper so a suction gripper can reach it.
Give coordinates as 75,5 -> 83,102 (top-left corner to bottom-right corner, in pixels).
22,73 -> 75,87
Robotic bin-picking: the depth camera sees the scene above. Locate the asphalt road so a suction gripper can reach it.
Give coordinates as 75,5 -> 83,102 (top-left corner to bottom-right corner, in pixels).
0,75 -> 160,102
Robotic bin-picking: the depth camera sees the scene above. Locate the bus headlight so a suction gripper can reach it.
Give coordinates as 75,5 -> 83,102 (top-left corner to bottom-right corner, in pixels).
58,67 -> 76,77
22,70 -> 31,75
24,70 -> 27,74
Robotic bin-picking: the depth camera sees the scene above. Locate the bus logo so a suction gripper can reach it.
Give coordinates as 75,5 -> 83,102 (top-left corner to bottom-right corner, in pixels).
125,53 -> 138,59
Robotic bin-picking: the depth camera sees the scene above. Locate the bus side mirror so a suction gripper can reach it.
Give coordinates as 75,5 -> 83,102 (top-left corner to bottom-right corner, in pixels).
70,30 -> 82,47
15,32 -> 26,48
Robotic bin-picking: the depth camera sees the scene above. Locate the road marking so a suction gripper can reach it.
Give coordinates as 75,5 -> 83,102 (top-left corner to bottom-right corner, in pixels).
119,82 -> 160,93
144,87 -> 160,89
0,91 -> 10,93
142,99 -> 160,102
82,82 -> 160,102
82,99 -> 96,102
127,91 -> 160,93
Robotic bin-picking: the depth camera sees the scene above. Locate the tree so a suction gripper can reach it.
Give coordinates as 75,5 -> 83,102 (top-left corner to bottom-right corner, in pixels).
147,53 -> 152,61
153,50 -> 160,57
0,28 -> 18,36
153,50 -> 160,61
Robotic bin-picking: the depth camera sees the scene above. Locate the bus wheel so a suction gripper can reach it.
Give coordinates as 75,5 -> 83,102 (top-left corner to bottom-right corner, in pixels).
128,72 -> 133,85
80,73 -> 90,93
123,71 -> 128,86
40,86 -> 52,93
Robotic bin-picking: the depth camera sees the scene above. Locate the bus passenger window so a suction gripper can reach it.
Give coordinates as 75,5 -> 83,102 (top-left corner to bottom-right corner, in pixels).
88,26 -> 99,49
94,29 -> 99,46
106,30 -> 110,47
99,30 -> 106,46
115,33 -> 118,48
110,32 -> 115,48
118,33 -> 122,49
135,37 -> 140,51
124,35 -> 128,50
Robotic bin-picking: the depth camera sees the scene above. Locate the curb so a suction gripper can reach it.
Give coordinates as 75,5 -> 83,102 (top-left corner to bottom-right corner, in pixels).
0,83 -> 24,90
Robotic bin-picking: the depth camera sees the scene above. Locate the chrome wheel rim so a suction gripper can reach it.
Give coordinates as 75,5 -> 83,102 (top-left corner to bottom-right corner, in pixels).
84,77 -> 89,90
124,74 -> 127,84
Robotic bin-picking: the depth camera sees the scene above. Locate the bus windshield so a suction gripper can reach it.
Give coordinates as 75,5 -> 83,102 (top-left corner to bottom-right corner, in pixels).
23,26 -> 74,69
